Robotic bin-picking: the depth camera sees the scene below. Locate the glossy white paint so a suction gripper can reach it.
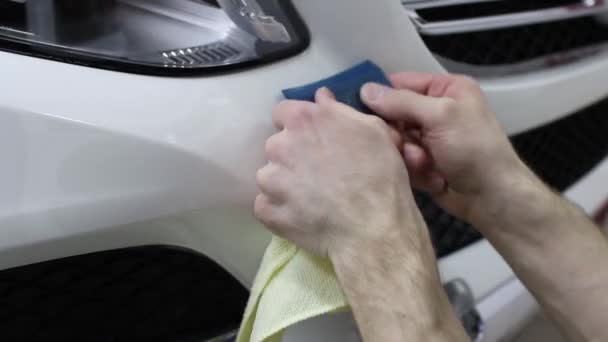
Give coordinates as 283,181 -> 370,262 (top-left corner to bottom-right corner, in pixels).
483,52 -> 608,133
0,0 -> 608,340
0,0 -> 443,283
282,279 -> 538,342
477,279 -> 539,342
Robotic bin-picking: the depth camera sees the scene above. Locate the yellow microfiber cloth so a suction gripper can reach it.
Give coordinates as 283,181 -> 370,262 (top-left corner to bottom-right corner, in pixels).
237,237 -> 348,342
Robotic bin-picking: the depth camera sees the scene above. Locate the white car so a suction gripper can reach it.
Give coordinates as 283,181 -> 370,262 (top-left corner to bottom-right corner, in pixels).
1,0 -> 607,341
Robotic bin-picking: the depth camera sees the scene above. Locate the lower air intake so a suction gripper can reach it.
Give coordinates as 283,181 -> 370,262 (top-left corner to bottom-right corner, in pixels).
0,247 -> 248,342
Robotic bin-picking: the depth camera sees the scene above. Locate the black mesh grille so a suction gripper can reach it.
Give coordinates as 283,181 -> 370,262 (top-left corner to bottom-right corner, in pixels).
421,17 -> 608,66
0,247 -> 248,342
417,0 -> 574,22
424,97 -> 608,257
512,99 -> 608,191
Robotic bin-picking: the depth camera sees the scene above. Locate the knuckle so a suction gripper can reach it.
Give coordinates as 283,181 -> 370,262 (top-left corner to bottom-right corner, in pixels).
320,98 -> 342,114
289,105 -> 315,127
255,167 -> 269,187
254,195 -> 272,222
455,75 -> 482,93
272,100 -> 291,122
275,101 -> 316,128
429,78 -> 451,97
365,116 -> 392,137
264,135 -> 283,161
256,163 -> 281,188
295,106 -> 313,120
436,97 -> 458,118
254,197 -> 289,233
273,100 -> 298,115
366,115 -> 386,130
273,100 -> 316,128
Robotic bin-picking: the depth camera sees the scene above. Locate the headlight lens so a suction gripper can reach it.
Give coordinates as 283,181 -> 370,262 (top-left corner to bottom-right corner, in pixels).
0,0 -> 309,75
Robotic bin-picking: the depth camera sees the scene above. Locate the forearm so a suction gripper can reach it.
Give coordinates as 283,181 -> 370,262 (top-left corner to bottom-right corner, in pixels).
470,165 -> 608,341
330,221 -> 469,342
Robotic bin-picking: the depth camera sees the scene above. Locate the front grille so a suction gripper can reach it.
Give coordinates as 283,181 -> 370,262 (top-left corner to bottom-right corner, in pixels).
0,247 -> 248,341
416,0 -> 575,22
422,16 -> 608,66
424,96 -> 608,257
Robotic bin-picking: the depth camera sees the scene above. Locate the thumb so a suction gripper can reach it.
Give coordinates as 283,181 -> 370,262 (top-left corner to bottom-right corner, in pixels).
361,82 -> 441,127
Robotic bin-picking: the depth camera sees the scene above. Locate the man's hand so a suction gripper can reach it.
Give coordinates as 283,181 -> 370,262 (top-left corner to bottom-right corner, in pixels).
255,87 -> 469,342
362,72 -> 608,342
361,73 -> 529,225
255,87 -> 422,257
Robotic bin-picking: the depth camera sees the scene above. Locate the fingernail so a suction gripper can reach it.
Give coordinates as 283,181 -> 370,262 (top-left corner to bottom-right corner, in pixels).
403,143 -> 424,164
316,86 -> 335,101
361,83 -> 386,102
430,172 -> 448,194
403,143 -> 418,156
316,86 -> 328,96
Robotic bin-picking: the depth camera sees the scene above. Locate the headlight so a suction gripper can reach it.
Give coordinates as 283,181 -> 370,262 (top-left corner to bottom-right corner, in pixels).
0,0 -> 309,75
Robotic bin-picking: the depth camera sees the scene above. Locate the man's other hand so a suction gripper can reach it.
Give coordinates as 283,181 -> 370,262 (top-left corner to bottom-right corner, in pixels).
361,73 -> 528,224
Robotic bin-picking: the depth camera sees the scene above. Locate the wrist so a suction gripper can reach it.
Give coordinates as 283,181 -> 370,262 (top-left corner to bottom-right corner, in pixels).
329,216 -> 438,284
467,161 -> 556,235
328,215 -> 436,277
328,220 -> 443,311
329,230 -> 468,342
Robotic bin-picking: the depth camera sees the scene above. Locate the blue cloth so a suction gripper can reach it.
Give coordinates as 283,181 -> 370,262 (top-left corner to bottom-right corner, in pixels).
282,60 -> 391,114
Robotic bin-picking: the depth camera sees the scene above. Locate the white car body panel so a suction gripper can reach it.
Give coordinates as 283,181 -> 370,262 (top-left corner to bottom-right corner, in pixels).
0,0 -> 607,340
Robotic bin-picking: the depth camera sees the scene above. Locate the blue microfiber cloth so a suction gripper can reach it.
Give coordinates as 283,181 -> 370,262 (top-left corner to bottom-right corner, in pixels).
238,61 -> 392,342
282,60 -> 391,114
